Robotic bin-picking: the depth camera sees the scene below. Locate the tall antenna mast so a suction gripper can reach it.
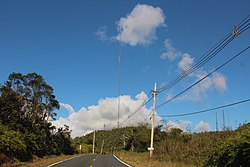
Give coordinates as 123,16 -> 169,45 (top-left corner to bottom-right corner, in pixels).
216,112 -> 219,131
228,114 -> 231,130
117,28 -> 122,128
222,109 -> 225,130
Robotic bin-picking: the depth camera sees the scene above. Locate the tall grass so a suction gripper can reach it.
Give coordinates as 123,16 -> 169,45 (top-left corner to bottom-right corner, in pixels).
116,151 -> 196,167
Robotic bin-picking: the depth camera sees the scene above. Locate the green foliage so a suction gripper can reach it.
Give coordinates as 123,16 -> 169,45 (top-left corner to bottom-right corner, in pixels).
154,129 -> 232,165
0,123 -> 27,160
54,125 -> 76,155
0,72 -> 75,164
77,144 -> 92,154
74,123 -> 250,166
203,123 -> 250,167
73,124 -> 153,154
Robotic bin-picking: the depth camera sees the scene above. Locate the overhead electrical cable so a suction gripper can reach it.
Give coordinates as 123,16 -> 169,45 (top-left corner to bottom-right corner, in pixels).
184,15 -> 249,77
143,111 -> 152,124
158,98 -> 250,118
156,45 -> 250,110
119,91 -> 153,127
120,15 -> 249,126
158,15 -> 249,94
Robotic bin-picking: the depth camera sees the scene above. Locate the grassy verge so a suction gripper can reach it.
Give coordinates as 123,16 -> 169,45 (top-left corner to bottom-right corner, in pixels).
115,151 -> 196,167
1,154 -> 78,167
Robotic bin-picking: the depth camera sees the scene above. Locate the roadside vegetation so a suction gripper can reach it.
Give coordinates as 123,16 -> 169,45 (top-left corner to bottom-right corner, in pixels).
116,151 -> 195,167
0,154 -> 76,167
74,123 -> 250,166
0,73 -> 76,166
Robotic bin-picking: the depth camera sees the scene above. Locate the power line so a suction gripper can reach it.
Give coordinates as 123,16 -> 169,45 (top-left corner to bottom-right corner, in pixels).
143,110 -> 152,124
156,45 -> 250,110
158,98 -> 250,118
119,91 -> 153,127
183,15 -> 249,77
119,16 -> 250,127
157,15 -> 249,94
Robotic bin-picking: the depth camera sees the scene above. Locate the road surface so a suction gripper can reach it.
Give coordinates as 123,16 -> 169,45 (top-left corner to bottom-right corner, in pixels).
48,154 -> 130,167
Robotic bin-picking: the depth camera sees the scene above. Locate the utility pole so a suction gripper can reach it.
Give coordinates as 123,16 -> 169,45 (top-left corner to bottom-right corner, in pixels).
100,139 -> 105,154
92,129 -> 96,154
148,83 -> 157,158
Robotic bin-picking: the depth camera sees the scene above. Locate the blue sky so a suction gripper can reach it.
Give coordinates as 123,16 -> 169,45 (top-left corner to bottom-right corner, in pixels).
0,0 -> 249,137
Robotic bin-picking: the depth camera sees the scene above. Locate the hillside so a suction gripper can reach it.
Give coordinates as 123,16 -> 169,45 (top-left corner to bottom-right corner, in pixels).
73,123 -> 250,166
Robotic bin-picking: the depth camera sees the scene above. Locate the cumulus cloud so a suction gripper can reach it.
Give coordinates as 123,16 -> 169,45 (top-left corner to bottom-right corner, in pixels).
60,103 -> 75,115
165,120 -> 192,132
160,39 -> 181,61
53,92 -> 161,138
116,4 -> 165,46
160,46 -> 227,102
194,120 -> 211,132
178,53 -> 194,71
182,70 -> 227,101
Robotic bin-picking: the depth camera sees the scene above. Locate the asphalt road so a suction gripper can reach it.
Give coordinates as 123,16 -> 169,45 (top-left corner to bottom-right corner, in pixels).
48,154 -> 130,167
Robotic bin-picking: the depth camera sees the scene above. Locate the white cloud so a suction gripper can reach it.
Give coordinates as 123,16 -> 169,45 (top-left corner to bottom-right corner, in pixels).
165,120 -> 192,132
60,103 -> 75,115
160,36 -> 227,102
95,26 -> 114,42
116,4 -> 165,46
212,72 -> 226,92
163,120 -> 212,133
96,26 -> 108,41
194,120 -> 211,132
53,92 -> 161,138
166,51 -> 227,102
181,70 -> 227,101
160,39 -> 181,61
160,44 -> 227,102
178,53 -> 194,71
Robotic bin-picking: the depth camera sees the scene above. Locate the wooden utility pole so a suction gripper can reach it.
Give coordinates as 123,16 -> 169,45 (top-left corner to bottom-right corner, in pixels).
149,83 -> 157,158
92,129 -> 96,154
100,140 -> 105,154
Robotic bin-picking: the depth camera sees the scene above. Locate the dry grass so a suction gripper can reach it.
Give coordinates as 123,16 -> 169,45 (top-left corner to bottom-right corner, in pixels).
1,154 -> 77,167
116,151 -> 196,167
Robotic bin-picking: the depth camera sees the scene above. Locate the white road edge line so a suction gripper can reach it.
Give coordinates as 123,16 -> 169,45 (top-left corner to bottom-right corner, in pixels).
47,155 -> 84,167
113,155 -> 132,167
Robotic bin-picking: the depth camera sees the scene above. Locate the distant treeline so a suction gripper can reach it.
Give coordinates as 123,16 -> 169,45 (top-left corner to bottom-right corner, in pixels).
0,72 -> 75,165
74,123 -> 250,166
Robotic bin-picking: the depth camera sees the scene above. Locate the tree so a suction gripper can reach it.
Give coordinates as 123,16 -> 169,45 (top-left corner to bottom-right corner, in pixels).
0,123 -> 28,162
0,72 -> 75,163
0,85 -> 26,131
204,123 -> 250,167
5,72 -> 60,122
54,125 -> 75,155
